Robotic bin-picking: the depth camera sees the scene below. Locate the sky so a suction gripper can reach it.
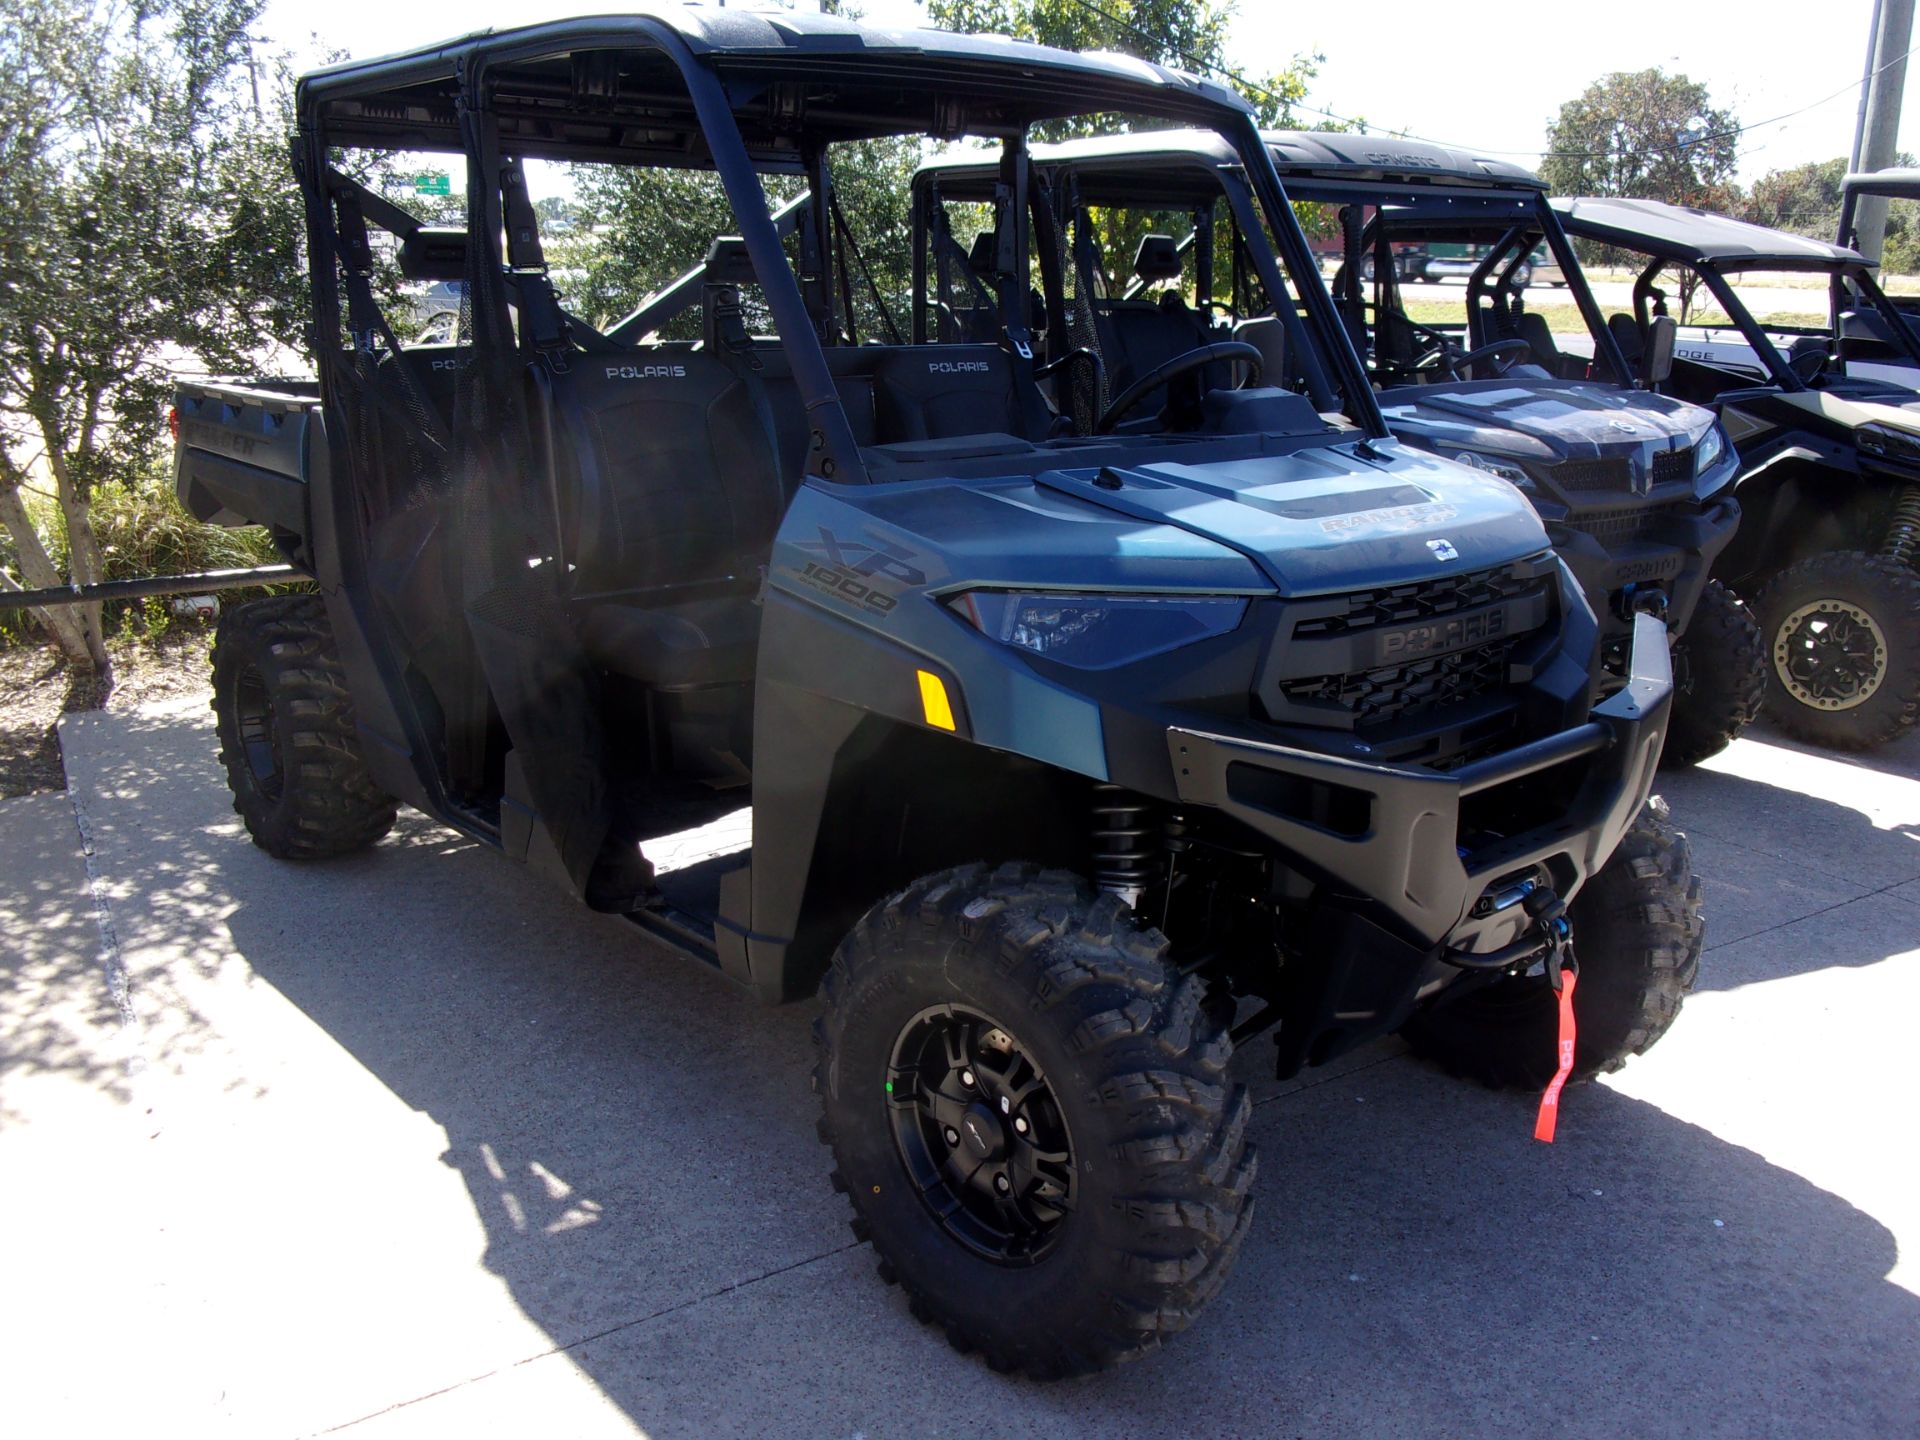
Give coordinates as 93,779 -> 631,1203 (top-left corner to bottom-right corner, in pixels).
257,0 -> 1918,185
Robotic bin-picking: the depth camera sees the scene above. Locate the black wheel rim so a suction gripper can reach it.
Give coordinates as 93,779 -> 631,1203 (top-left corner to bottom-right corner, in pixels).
233,663 -> 284,801
1772,599 -> 1887,711
886,1005 -> 1075,1265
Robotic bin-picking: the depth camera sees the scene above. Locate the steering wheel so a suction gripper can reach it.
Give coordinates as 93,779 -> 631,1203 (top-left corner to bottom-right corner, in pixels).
1409,328 -> 1531,380
1446,339 -> 1533,379
1095,341 -> 1265,434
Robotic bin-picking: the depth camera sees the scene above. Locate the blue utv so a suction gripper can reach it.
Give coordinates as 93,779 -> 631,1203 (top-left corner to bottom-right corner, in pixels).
170,9 -> 1701,1377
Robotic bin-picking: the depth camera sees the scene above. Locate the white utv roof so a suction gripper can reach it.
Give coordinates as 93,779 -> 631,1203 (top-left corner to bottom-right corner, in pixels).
1551,196 -> 1866,270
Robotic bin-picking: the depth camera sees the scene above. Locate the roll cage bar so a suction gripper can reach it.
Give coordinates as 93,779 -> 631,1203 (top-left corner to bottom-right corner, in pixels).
1277,177 -> 1632,388
914,141 -> 1635,393
906,151 -> 1381,425
1626,250 -> 1920,390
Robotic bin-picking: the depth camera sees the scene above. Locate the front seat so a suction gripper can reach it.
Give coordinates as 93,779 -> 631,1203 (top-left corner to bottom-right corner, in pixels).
1608,312 -> 1646,367
554,353 -> 786,688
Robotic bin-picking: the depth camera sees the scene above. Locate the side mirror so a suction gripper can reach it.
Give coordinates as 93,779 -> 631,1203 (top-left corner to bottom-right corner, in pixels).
1641,315 -> 1675,388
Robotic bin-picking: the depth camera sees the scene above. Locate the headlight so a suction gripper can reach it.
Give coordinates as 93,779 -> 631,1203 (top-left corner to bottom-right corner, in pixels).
1450,449 -> 1533,488
1693,423 -> 1726,475
950,591 -> 1248,669
1859,423 -> 1920,465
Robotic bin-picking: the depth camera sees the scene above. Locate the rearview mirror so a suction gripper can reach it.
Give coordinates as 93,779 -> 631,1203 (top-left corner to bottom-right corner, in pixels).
1641,315 -> 1675,388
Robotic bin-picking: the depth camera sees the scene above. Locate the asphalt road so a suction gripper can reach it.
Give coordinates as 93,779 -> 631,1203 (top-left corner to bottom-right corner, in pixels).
4,699 -> 1918,1438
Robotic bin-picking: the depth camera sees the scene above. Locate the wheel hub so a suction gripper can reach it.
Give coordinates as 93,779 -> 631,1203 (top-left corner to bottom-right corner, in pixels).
959,1104 -> 1003,1160
1772,599 -> 1888,711
886,1005 -> 1075,1265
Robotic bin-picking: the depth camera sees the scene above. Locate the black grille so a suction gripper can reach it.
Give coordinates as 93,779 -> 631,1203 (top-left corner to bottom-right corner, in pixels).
1651,447 -> 1693,484
1569,502 -> 1687,549
1292,562 -> 1549,638
1281,643 -> 1514,725
1552,458 -> 1630,493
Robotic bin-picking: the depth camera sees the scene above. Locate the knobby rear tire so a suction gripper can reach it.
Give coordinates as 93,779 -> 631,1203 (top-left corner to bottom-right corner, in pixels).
211,594 -> 397,859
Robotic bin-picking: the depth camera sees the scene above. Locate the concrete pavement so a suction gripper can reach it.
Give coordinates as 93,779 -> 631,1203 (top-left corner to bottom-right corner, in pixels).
3,700 -> 1916,1438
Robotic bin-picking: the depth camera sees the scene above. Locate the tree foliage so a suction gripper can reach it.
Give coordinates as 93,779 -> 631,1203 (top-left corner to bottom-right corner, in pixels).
925,0 -> 1319,129
1539,69 -> 1739,208
1743,154 -> 1920,275
0,0 -> 304,673
561,136 -> 922,341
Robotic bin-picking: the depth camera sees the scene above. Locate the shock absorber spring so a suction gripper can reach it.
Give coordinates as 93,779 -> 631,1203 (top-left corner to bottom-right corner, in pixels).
1882,485 -> 1920,568
1089,783 -> 1157,909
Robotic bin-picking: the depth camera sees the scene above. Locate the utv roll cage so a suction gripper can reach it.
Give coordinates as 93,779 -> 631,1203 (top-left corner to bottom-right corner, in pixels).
914,129 -> 1641,390
1837,166 -> 1920,251
1551,196 -> 1920,390
298,9 -> 1384,486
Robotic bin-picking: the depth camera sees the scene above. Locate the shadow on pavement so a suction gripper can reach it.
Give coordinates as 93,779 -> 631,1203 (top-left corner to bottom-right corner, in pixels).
224,820 -> 1918,1437
48,704 -> 1920,1436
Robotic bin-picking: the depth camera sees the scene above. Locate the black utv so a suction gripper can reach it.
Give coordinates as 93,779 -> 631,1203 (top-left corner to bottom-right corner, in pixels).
171,11 -> 1700,1377
911,129 -> 1761,765
1557,196 -> 1920,750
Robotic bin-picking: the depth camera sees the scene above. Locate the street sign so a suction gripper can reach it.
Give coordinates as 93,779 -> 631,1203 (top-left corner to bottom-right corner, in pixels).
413,173 -> 451,196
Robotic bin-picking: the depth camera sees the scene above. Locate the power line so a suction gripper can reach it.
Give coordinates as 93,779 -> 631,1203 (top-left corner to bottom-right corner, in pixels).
1057,0 -> 1917,164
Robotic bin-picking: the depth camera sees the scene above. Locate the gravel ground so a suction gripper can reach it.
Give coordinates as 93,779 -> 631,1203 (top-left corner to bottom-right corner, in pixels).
0,627 -> 214,798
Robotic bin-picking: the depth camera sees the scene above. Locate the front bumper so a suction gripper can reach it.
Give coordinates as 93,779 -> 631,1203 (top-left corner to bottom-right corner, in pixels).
1165,610 -> 1672,952
1551,494 -> 1741,639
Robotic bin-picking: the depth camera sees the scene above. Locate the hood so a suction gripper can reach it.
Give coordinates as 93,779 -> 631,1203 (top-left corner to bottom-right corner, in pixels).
1379,379 -> 1713,463
1037,439 -> 1549,597
1779,381 -> 1920,433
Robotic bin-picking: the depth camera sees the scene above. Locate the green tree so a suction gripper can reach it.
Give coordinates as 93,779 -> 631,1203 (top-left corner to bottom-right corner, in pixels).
0,0 -> 305,676
1743,154 -> 1920,274
1743,157 -> 1850,235
925,0 -> 1319,129
1539,69 -> 1740,207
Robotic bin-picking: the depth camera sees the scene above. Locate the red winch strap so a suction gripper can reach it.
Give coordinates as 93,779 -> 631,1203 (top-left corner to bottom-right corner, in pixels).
1533,966 -> 1578,1144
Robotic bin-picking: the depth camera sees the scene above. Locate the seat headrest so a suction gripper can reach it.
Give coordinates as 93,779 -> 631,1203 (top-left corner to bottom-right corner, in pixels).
968,231 -> 999,275
1133,234 -> 1182,285
704,237 -> 756,286
399,227 -> 469,282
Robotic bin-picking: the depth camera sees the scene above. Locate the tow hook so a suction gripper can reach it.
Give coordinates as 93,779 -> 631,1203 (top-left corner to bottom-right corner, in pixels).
1613,584 -> 1671,623
1441,884 -> 1572,974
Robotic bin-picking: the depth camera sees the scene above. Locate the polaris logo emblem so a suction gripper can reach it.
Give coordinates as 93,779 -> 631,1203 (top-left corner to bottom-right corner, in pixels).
929,361 -> 991,374
1608,419 -> 1640,434
1379,607 -> 1507,659
606,364 -> 687,380
1427,538 -> 1460,561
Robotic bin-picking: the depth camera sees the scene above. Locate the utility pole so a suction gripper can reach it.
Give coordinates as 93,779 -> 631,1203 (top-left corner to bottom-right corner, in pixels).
1852,0 -> 1915,263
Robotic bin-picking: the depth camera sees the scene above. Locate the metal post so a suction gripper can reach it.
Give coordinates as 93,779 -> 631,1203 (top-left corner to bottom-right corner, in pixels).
1854,0 -> 1915,263
1851,0 -> 1885,173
